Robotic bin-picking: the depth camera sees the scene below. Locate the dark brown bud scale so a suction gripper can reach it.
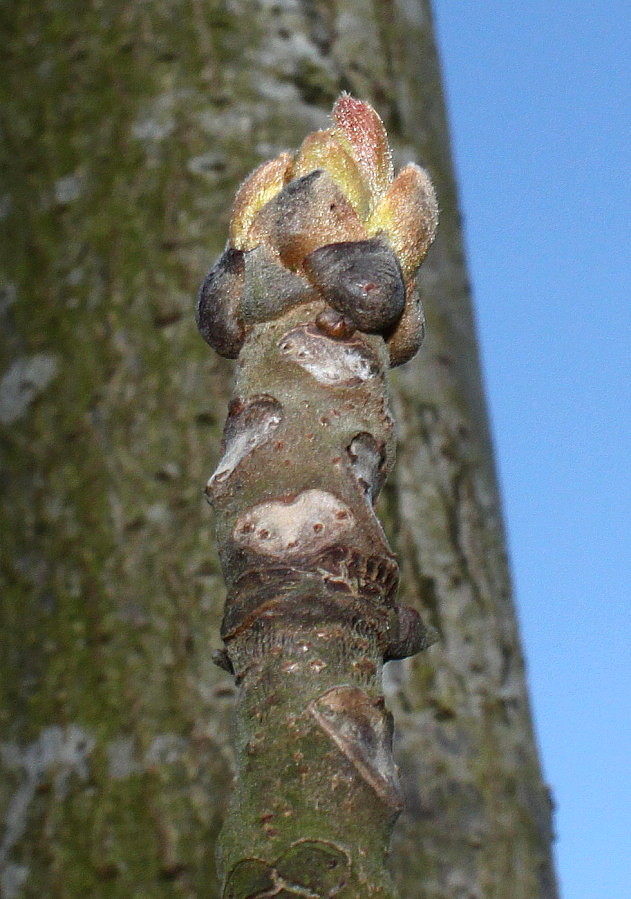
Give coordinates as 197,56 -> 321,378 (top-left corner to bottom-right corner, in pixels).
246,170 -> 365,272
196,247 -> 246,358
304,238 -> 405,334
383,604 -> 437,661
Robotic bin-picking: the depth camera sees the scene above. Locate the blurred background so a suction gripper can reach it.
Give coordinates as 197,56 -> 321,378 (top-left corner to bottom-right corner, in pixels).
433,2 -> 630,896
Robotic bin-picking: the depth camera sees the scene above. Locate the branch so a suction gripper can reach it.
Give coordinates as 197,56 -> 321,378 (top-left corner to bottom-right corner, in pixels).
197,96 -> 438,898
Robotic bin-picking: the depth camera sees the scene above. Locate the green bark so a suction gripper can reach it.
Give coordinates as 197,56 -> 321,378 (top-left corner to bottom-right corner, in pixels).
0,1 -> 557,897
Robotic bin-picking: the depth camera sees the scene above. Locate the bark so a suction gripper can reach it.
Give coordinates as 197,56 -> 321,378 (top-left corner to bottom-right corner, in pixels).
0,1 -> 557,898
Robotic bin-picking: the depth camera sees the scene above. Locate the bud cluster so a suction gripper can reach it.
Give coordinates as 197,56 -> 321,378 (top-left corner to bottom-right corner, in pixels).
197,95 -> 438,367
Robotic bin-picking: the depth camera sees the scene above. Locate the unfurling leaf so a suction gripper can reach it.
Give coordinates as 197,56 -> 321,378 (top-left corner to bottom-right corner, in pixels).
229,153 -> 293,249
367,163 -> 439,276
332,94 -> 393,209
291,129 -> 371,219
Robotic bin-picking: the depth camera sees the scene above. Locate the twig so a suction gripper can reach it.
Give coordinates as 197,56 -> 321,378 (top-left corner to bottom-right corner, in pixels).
197,95 -> 438,898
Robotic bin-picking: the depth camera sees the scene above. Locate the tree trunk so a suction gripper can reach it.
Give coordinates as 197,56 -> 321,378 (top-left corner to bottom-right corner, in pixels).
0,1 -> 557,898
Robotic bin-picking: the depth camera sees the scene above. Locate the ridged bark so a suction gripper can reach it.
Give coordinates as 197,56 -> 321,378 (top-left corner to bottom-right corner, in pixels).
0,1 -> 557,898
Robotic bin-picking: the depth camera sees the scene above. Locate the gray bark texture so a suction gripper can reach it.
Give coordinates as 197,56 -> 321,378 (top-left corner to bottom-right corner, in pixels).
0,1 -> 557,897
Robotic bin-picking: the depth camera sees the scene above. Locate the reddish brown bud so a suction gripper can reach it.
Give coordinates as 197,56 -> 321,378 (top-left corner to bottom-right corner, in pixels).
315,307 -> 356,340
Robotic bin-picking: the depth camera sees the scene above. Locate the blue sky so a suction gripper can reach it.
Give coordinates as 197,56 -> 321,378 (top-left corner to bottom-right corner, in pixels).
433,3 -> 630,896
